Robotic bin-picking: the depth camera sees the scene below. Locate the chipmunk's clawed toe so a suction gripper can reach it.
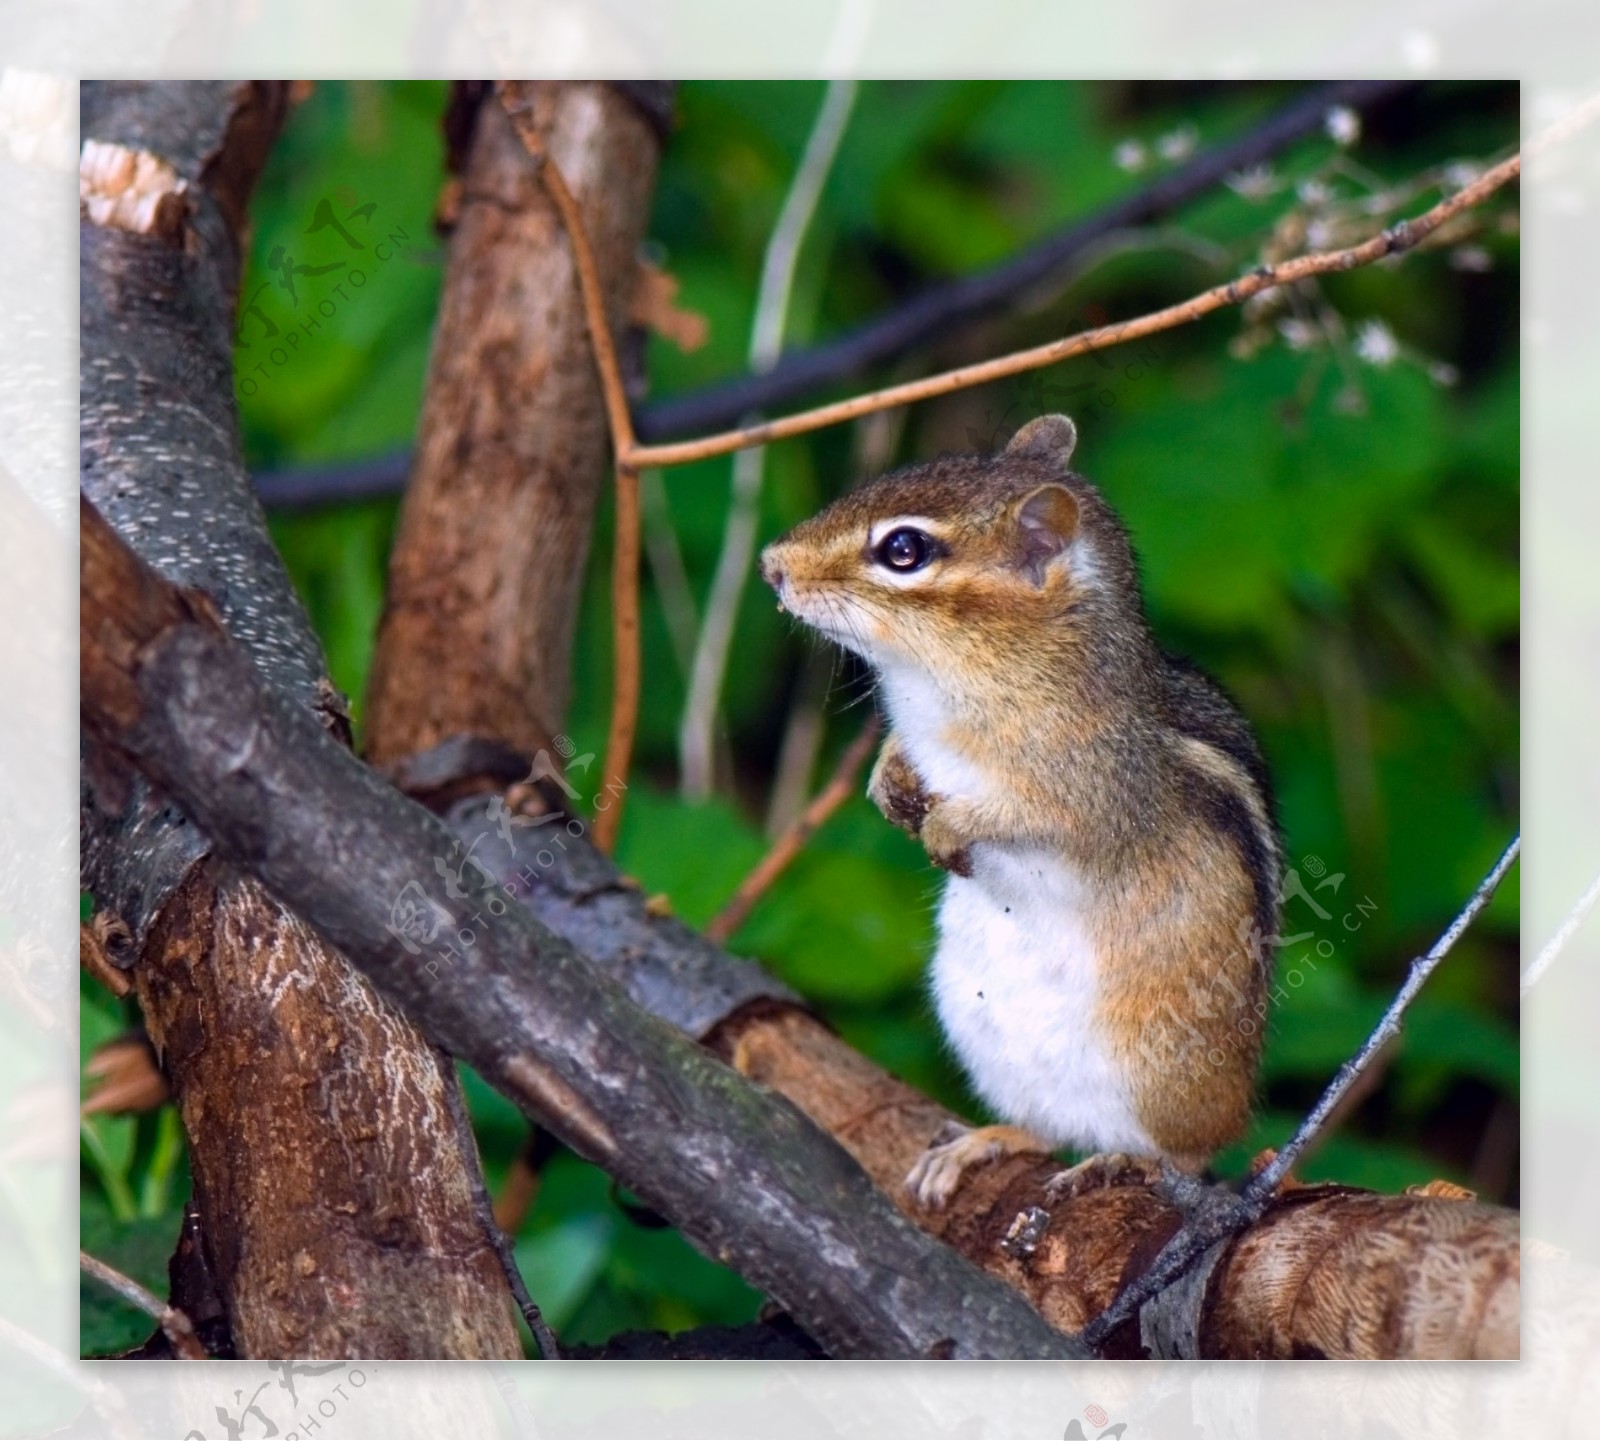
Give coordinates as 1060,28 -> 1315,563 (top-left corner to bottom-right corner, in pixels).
905,1123 -> 1051,1211
1041,1151 -> 1162,1203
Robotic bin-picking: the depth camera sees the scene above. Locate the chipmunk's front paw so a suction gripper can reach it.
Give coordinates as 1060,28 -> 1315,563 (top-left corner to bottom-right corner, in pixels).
906,1123 -> 1052,1210
868,745 -> 934,836
920,803 -> 975,878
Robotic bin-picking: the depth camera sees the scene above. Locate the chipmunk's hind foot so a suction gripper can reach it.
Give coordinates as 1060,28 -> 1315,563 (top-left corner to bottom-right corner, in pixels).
905,1123 -> 1052,1211
1041,1151 -> 1165,1202
1043,1153 -> 1248,1236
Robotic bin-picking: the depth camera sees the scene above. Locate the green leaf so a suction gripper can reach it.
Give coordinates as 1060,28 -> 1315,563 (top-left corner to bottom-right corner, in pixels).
80,1201 -> 182,1357
612,789 -> 767,927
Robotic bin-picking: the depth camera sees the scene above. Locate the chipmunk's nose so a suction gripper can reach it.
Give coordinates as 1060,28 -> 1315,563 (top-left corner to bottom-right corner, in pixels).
758,547 -> 784,590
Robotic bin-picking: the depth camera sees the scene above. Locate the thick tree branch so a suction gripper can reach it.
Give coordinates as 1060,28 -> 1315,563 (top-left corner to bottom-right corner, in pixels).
492,83 -> 649,852
79,79 -> 521,1359
363,81 -> 661,769
80,496 -> 1083,1361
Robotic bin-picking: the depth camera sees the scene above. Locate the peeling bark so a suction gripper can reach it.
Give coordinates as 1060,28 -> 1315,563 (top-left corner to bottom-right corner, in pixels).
138,869 -> 516,1357
79,80 -> 519,1359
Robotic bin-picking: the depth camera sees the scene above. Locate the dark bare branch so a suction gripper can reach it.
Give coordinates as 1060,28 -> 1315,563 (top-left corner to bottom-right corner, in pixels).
79,496 -> 1083,1361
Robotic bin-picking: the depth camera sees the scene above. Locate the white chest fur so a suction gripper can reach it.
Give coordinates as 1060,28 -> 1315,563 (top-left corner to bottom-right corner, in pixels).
932,851 -> 1156,1154
877,666 -> 1156,1155
876,664 -> 988,801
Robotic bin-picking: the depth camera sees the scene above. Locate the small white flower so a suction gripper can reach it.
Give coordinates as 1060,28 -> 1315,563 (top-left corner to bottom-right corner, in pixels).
1157,123 -> 1198,163
1306,218 -> 1334,249
1448,245 -> 1492,273
1325,106 -> 1360,147
1113,139 -> 1147,173
1277,318 -> 1319,351
1227,164 -> 1277,200
1354,319 -> 1400,367
1297,178 -> 1332,206
1444,161 -> 1481,190
1428,361 -> 1460,387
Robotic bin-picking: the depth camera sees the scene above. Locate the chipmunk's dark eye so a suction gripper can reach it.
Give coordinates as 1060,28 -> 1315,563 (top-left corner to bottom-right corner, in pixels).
875,527 -> 934,572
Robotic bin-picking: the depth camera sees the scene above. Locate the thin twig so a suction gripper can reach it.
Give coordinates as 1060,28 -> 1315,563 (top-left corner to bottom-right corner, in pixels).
1522,865 -> 1600,994
626,148 -> 1526,471
595,459 -> 640,856
1248,833 -> 1520,1201
706,714 -> 881,945
1079,832 -> 1521,1350
79,1249 -> 207,1360
439,1050 -> 561,1358
680,78 -> 857,802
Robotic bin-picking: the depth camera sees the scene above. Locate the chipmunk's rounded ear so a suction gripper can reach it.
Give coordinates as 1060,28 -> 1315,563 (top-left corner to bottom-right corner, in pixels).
1005,413 -> 1078,468
1012,483 -> 1080,585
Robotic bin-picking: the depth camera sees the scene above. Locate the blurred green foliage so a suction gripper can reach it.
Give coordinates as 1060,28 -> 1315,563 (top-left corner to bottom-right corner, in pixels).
82,81 -> 1518,1354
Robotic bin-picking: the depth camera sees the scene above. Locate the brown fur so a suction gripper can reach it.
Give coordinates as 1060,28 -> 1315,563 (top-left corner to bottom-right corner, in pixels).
762,416 -> 1282,1164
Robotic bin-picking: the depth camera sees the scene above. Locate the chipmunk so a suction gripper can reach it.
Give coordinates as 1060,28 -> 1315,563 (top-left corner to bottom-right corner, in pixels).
759,414 -> 1281,1209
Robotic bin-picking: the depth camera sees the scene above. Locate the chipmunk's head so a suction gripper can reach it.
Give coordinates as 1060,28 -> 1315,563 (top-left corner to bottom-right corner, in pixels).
760,415 -> 1145,694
